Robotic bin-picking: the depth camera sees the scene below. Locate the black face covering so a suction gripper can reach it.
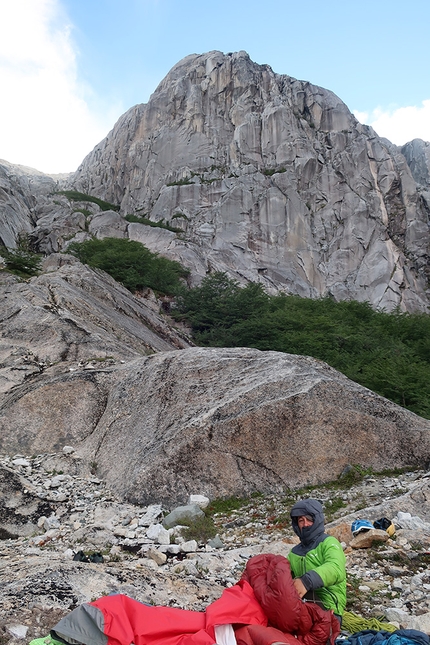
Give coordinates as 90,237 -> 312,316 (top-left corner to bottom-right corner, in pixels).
290,499 -> 326,549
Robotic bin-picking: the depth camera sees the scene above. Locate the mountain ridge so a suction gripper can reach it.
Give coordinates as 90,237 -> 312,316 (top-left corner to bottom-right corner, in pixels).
2,50 -> 429,311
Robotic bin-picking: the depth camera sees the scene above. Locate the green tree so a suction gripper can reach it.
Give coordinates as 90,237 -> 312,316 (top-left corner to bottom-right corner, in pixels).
173,272 -> 269,343
172,273 -> 430,418
67,237 -> 188,295
0,233 -> 42,278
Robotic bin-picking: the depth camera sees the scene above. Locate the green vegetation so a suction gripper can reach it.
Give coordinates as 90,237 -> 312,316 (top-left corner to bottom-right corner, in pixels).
262,167 -> 287,176
0,233 -> 42,278
166,178 -> 193,187
57,190 -> 120,212
172,272 -> 430,418
207,492 -> 263,515
67,237 -> 189,295
124,214 -> 181,233
179,515 -> 217,543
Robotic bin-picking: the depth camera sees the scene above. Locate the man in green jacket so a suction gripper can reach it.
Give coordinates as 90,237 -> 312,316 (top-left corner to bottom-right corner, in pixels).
287,498 -> 346,624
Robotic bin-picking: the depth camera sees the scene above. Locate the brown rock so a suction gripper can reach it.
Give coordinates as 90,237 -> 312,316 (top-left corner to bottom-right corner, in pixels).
350,528 -> 390,548
147,548 -> 167,565
327,522 -> 353,545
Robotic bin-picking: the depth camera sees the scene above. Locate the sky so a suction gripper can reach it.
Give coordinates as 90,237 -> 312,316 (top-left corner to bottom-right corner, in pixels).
1,0 -> 429,174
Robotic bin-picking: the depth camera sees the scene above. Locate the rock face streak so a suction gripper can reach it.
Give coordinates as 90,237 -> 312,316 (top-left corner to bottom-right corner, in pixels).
69,51 -> 430,311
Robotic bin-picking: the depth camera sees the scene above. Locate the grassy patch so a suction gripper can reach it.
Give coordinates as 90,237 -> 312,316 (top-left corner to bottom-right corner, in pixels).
57,190 -> 120,212
208,492 -> 262,515
179,515 -> 217,543
67,237 -> 189,295
125,214 -> 181,233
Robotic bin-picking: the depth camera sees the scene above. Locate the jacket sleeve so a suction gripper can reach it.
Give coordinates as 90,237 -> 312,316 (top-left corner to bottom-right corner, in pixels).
307,537 -> 346,588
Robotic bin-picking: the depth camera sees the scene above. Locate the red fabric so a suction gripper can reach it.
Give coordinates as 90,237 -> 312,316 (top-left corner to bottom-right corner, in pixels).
241,554 -> 340,645
91,582 -> 266,645
241,554 -> 302,633
89,553 -> 340,645
91,594 -> 208,645
206,579 -> 267,638
235,624 -> 297,645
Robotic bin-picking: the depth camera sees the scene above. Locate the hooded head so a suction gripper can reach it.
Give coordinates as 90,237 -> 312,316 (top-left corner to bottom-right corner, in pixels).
290,498 -> 325,548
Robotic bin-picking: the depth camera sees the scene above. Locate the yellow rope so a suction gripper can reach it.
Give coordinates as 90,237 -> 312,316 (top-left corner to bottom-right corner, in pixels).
342,611 -> 398,634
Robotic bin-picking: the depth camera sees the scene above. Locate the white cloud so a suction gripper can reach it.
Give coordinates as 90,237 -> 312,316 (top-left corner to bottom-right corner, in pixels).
353,100 -> 430,146
0,0 -> 122,174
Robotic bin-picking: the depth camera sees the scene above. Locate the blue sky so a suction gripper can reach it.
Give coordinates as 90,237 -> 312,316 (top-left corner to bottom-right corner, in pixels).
1,0 -> 429,173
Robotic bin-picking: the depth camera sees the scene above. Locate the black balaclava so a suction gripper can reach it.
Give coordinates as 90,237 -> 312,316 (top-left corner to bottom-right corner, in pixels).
290,498 -> 326,554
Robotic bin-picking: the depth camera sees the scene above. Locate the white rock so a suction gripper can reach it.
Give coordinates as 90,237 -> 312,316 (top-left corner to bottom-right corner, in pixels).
147,547 -> 167,565
6,624 -> 28,639
43,515 -> 60,531
139,504 -> 163,526
393,511 -> 430,531
146,523 -> 171,545
50,475 -> 67,487
12,458 -> 31,468
187,495 -> 210,510
385,607 -> 411,623
358,585 -> 371,592
181,540 -> 198,553
406,612 -> 430,632
158,544 -> 181,555
63,445 -> 75,454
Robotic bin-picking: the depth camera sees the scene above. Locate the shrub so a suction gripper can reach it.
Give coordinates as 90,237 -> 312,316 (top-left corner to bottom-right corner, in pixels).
67,237 -> 188,295
57,190 -> 119,212
125,214 -> 181,233
179,515 -> 217,543
172,273 -> 430,418
0,233 -> 42,278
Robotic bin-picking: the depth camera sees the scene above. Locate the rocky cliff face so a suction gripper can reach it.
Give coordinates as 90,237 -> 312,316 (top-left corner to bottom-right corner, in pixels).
0,253 -> 191,396
1,51 -> 429,312
67,51 -> 430,312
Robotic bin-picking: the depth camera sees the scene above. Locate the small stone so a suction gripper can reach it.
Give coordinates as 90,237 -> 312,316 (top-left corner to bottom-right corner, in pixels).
37,516 -> 47,529
207,535 -> 224,549
6,624 -> 28,639
146,523 -> 171,545
138,504 -> 163,527
359,585 -> 371,592
43,515 -> 60,531
181,540 -> 198,553
386,566 -> 406,577
187,495 -> 210,510
12,458 -> 31,467
147,548 -> 167,565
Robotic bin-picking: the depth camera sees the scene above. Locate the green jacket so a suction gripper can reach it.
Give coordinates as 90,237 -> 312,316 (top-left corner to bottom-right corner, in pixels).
288,535 -> 347,615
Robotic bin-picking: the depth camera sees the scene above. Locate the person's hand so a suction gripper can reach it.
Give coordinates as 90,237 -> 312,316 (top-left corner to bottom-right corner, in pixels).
293,578 -> 307,599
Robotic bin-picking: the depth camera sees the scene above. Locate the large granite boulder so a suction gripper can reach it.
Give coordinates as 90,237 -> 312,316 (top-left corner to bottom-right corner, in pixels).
78,347 -> 430,506
3,344 -> 427,506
